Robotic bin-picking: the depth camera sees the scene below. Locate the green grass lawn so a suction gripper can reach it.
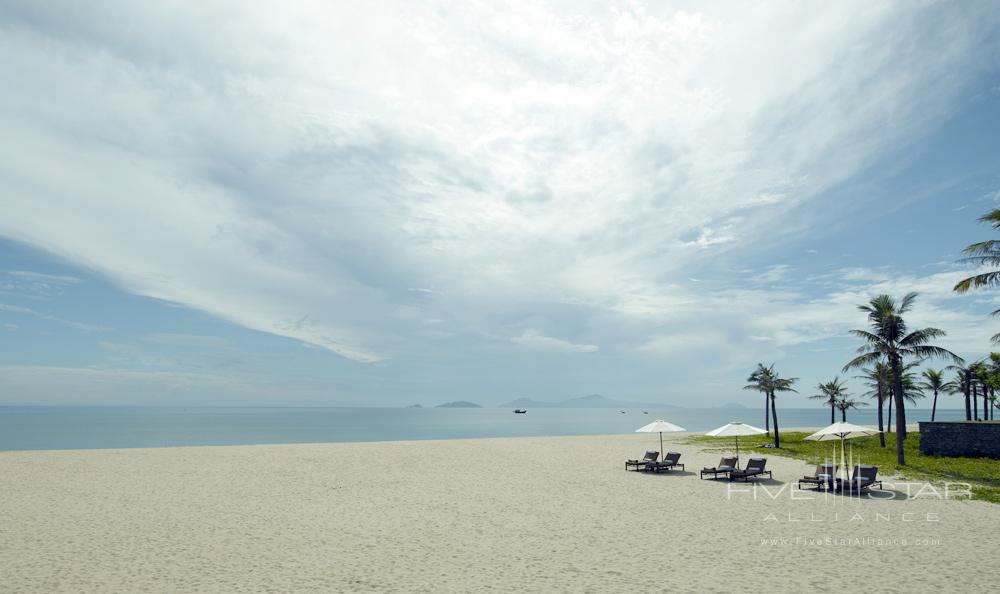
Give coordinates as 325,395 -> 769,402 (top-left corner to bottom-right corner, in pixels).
684,431 -> 1000,504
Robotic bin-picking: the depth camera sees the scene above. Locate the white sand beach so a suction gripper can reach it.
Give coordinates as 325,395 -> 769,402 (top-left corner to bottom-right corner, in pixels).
2,434 -> 999,593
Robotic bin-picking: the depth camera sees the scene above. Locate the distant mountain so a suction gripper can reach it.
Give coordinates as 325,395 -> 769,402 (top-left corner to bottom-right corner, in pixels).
407,404 -> 423,408
435,401 -> 482,408
717,402 -> 747,409
498,394 -> 680,409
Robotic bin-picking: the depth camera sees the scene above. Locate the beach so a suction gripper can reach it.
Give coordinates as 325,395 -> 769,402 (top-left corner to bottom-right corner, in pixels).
2,433 -> 998,593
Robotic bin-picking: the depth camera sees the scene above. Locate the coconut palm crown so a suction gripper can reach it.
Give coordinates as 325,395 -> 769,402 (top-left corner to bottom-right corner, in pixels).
954,209 -> 1000,342
843,293 -> 963,465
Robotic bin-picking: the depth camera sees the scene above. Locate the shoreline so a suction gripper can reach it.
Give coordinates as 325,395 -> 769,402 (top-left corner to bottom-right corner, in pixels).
0,421 -> 924,456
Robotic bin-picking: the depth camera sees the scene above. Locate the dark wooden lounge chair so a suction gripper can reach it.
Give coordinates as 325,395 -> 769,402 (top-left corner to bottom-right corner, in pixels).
626,451 -> 659,471
836,465 -> 882,494
729,457 -> 771,482
646,451 -> 684,473
700,456 -> 738,479
798,464 -> 836,490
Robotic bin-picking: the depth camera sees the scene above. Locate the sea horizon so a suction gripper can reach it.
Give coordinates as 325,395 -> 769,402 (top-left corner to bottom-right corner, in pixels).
0,405 -> 970,452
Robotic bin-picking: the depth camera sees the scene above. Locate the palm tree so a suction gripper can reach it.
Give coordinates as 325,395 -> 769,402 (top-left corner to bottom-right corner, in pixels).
881,360 -> 924,435
810,378 -> 847,424
944,370 -> 971,419
857,362 -> 891,447
835,397 -> 867,422
768,371 -> 798,448
743,363 -> 773,436
970,361 -> 986,421
844,293 -> 963,465
982,353 -> 1000,419
743,363 -> 797,447
948,363 -> 976,420
954,209 -> 1000,343
918,369 -> 946,422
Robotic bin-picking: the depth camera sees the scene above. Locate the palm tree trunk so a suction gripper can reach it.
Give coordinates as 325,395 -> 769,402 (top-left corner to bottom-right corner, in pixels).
890,356 -> 906,465
964,369 -> 972,421
764,394 -> 770,436
931,388 -> 938,422
830,404 -> 835,424
770,392 -> 779,448
840,408 -> 846,422
887,394 -> 893,433
983,384 -> 989,422
876,392 -> 885,447
973,383 -> 979,421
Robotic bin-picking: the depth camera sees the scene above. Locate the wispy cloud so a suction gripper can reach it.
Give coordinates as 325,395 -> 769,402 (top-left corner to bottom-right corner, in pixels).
511,329 -> 598,353
142,333 -> 230,348
1,269 -> 82,299
0,365 -> 303,405
0,0 -> 996,374
6,270 -> 80,284
0,302 -> 106,332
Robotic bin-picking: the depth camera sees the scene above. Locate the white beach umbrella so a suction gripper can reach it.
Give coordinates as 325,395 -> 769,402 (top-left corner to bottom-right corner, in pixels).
635,420 -> 687,458
805,422 -> 879,481
705,421 -> 767,466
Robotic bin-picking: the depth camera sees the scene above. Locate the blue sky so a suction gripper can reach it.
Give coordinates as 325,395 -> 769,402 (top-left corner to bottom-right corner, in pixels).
2,1 -> 1000,407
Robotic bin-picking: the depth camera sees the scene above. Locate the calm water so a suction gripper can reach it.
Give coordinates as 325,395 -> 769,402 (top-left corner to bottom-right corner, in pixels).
0,406 -> 970,451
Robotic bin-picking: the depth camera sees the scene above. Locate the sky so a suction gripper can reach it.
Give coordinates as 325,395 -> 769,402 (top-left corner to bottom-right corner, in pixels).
2,0 -> 1000,408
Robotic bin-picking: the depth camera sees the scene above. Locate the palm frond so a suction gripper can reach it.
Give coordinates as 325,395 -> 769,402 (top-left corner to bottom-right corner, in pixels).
908,345 -> 965,365
953,271 -> 1000,293
898,292 -> 918,314
900,327 -> 946,346
979,208 -> 1000,227
843,352 -> 881,372
959,240 -> 1000,257
848,329 -> 882,343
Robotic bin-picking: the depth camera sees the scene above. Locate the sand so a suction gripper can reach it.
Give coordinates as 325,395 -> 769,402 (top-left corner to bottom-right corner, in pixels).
2,433 -> 999,593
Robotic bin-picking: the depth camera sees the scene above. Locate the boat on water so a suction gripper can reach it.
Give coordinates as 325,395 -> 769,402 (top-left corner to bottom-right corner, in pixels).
513,409 -> 527,414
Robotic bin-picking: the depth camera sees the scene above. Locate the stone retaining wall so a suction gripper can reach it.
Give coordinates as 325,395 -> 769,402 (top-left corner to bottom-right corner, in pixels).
918,421 -> 1000,459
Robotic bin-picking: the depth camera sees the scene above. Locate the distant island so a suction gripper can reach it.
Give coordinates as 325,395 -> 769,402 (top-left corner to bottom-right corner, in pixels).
435,401 -> 483,408
407,404 -> 423,408
497,394 -> 680,409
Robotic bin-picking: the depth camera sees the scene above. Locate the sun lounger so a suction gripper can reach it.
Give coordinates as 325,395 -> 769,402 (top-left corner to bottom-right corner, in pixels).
700,456 -> 738,479
836,465 -> 882,494
646,451 -> 684,473
729,457 -> 771,482
798,463 -> 836,490
626,451 -> 659,471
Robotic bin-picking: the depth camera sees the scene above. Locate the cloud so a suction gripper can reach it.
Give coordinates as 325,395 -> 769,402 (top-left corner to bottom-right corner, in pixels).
0,365 -> 301,405
750,264 -> 793,284
143,333 -> 230,348
6,270 -> 80,284
0,0 -> 997,369
0,302 -> 106,332
621,265 -> 997,370
511,329 -> 598,353
1,269 -> 82,299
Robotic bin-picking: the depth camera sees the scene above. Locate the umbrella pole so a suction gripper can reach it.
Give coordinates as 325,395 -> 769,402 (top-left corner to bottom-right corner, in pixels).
659,432 -> 663,460
736,436 -> 740,467
840,436 -> 848,482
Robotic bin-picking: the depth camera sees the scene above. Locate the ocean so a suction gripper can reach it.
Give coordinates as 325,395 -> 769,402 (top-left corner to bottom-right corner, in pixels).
0,406 -> 973,451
